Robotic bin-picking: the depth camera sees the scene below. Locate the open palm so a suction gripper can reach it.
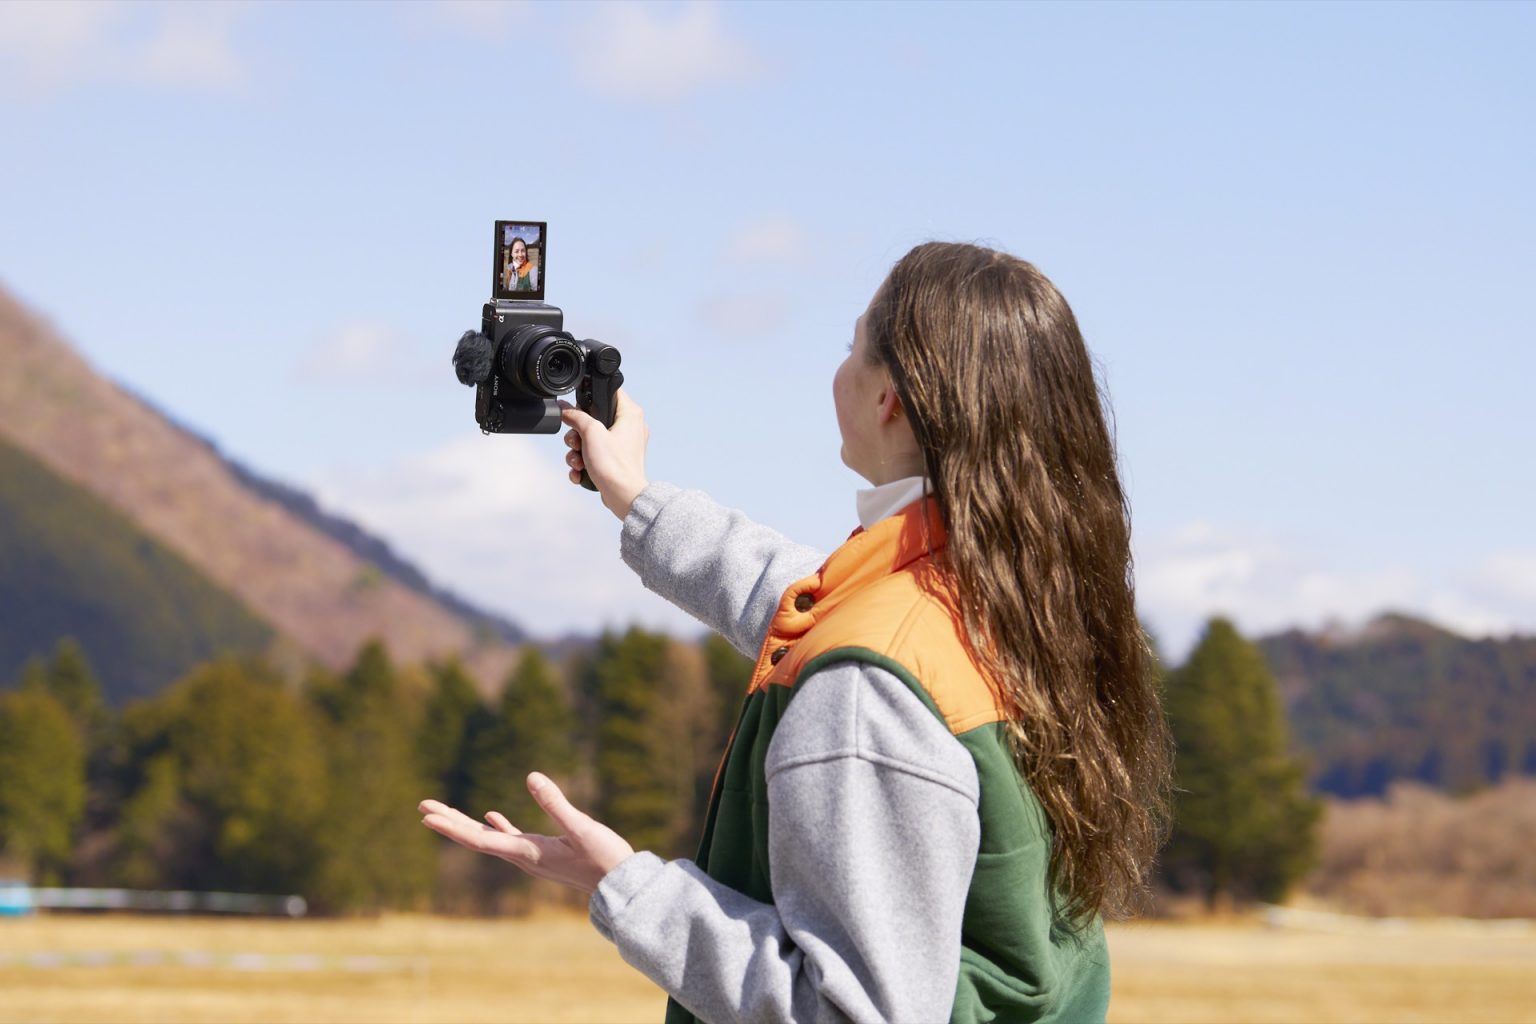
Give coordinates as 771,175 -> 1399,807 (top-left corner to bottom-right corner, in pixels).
418,772 -> 634,894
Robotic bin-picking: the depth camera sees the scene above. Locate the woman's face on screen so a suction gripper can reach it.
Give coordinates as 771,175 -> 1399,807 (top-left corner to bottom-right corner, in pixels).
511,239 -> 527,268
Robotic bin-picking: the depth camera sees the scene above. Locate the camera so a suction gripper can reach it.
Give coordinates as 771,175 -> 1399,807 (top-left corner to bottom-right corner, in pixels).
452,220 -> 623,492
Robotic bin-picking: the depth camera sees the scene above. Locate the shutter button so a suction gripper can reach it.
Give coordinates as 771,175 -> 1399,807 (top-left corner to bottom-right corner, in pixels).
794,593 -> 815,613
770,646 -> 790,665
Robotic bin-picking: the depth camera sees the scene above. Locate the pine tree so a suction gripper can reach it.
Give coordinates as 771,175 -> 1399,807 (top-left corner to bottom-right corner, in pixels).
18,639 -> 120,849
1141,621 -> 1168,680
1162,617 -> 1321,907
417,658 -> 487,807
590,628 -> 677,854
701,632 -> 752,750
677,635 -> 758,839
464,648 -> 576,830
114,656 -> 327,894
111,752 -> 193,889
32,638 -> 106,731
0,688 -> 85,882
663,639 -> 723,845
310,640 -> 437,912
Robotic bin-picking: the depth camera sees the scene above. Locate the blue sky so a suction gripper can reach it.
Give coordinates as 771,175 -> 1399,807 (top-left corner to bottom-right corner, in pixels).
2,1 -> 1532,656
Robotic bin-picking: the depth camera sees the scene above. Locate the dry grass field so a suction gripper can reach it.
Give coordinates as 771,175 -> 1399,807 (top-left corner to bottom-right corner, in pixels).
1,909 -> 1532,1023
1105,914 -> 1536,1023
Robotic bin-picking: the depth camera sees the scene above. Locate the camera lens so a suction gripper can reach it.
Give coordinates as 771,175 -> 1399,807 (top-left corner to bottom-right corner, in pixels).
497,325 -> 583,398
526,336 -> 583,396
547,350 -> 574,381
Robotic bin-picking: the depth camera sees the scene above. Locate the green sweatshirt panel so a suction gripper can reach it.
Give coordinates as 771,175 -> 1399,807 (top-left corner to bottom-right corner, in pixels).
668,684 -> 793,1024
692,684 -> 792,905
954,722 -> 1110,1022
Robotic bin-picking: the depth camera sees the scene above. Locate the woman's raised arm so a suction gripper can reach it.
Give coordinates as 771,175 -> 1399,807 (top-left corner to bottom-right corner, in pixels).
560,391 -> 825,657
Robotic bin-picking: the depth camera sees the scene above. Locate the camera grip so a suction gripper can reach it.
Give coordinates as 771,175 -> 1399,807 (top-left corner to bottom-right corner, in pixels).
577,367 -> 624,492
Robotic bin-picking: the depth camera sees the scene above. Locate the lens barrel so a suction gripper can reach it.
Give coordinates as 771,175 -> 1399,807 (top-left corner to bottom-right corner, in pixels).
534,339 -> 582,393
500,325 -> 583,398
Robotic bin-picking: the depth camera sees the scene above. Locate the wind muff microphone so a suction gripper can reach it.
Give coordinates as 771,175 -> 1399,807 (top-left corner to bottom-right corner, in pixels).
452,330 -> 494,385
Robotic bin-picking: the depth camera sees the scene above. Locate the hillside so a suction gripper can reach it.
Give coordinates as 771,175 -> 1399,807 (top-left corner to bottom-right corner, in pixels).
138,392 -> 527,647
1261,614 -> 1536,796
0,283 -> 518,685
0,436 -> 274,703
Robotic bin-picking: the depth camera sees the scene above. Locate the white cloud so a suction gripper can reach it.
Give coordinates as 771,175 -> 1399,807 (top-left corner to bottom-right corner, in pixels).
1428,550 -> 1536,636
292,323 -> 455,387
411,0 -> 530,39
694,216 -> 811,337
307,433 -> 703,639
723,216 -> 809,266
0,1 -> 248,96
568,1 -> 761,103
136,10 -> 245,88
1135,523 -> 1536,661
1467,551 -> 1536,605
0,1 -> 104,59
699,292 -> 790,337
295,324 -> 406,381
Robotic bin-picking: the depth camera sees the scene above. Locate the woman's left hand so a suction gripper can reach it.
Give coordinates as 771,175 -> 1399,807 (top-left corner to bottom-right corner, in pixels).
418,773 -> 635,894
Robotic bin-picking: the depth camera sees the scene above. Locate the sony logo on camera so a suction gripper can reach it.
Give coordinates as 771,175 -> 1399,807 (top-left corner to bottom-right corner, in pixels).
451,220 -> 624,492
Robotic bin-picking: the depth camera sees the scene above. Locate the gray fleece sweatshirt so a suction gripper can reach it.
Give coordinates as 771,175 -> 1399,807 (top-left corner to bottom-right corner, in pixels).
589,483 -> 981,1024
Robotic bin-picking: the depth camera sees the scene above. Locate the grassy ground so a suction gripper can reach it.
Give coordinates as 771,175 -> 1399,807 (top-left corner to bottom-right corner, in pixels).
1,910 -> 1532,1023
1105,915 -> 1536,1023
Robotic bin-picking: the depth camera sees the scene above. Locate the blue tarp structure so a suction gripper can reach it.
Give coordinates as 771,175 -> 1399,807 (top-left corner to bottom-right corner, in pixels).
0,879 -> 33,916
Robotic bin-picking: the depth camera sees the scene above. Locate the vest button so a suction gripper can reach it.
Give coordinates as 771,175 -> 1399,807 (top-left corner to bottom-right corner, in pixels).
770,645 -> 790,665
794,593 -> 814,613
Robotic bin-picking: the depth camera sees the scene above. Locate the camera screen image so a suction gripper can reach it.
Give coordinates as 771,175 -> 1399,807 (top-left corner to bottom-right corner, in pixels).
493,220 -> 546,301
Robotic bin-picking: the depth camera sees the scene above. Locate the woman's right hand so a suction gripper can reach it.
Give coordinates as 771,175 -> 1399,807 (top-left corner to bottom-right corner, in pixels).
560,389 -> 650,522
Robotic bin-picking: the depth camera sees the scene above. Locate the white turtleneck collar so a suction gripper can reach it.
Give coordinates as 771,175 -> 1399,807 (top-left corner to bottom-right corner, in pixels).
856,475 -> 929,531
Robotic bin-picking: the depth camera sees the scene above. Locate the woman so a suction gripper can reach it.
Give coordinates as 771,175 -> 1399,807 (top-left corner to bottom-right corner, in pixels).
506,236 -> 537,292
420,242 -> 1173,1023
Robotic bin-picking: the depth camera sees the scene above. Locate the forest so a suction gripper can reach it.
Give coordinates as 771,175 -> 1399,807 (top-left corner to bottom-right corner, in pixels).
1,617 -> 1359,916
0,630 -> 749,914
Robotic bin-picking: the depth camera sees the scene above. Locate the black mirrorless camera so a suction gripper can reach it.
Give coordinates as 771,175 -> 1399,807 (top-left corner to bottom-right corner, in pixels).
451,220 -> 623,492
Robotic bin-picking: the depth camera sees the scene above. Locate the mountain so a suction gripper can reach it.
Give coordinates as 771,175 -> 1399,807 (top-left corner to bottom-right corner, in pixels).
0,283 -> 519,693
1260,613 -> 1536,797
0,435 -> 275,704
136,391 -> 527,648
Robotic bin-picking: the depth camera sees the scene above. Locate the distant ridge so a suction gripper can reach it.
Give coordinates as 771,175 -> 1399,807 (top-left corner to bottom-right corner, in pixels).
1308,611 -> 1461,650
129,387 -> 526,647
0,282 -> 519,686
226,459 -> 528,646
1260,613 -> 1536,797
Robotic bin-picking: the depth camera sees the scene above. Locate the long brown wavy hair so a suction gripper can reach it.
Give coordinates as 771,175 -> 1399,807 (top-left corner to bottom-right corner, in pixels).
866,242 -> 1173,925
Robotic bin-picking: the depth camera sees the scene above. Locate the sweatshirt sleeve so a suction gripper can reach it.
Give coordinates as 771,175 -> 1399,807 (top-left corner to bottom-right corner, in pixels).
620,482 -> 828,658
588,662 -> 981,1024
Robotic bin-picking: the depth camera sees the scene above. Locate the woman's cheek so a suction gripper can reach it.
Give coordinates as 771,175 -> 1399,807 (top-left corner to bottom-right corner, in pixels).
832,363 -> 853,443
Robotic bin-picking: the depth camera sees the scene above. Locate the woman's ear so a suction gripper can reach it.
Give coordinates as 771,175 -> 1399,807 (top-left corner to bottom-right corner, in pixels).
877,385 -> 903,425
